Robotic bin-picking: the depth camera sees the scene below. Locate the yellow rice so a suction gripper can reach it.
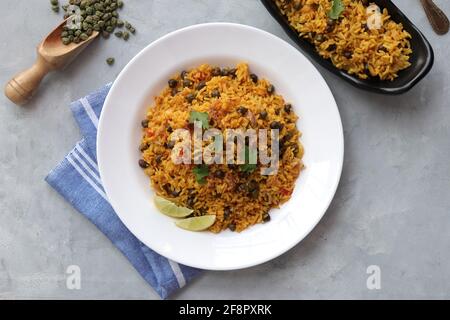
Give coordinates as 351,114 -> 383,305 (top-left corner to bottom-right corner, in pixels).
140,63 -> 304,232
274,0 -> 412,80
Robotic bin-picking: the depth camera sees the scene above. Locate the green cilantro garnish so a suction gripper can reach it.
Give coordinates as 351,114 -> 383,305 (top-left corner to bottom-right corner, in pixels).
193,165 -> 209,184
328,0 -> 345,20
240,163 -> 257,173
240,146 -> 257,173
189,111 -> 209,129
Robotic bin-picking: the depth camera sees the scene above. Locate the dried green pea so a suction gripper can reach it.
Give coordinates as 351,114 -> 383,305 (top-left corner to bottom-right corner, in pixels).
118,1 -> 124,8
114,31 -> 123,38
123,31 -> 129,41
94,3 -> 104,11
106,26 -> 114,33
106,57 -> 115,65
117,19 -> 124,27
52,5 -> 60,12
80,33 -> 89,41
50,0 -> 58,6
62,37 -> 71,45
82,22 -> 91,31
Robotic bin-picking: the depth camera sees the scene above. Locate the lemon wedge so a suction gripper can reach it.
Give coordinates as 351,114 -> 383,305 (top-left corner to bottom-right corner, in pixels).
175,215 -> 216,231
154,196 -> 193,218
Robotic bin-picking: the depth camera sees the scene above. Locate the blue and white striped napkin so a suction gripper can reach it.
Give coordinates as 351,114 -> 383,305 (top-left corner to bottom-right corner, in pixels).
45,84 -> 201,299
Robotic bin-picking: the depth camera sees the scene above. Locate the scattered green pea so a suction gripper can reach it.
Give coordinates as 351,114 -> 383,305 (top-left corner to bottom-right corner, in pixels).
50,0 -> 59,6
123,31 -> 129,41
106,57 -> 115,65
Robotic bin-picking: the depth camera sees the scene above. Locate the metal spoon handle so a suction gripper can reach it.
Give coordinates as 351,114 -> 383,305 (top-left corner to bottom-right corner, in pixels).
420,0 -> 449,35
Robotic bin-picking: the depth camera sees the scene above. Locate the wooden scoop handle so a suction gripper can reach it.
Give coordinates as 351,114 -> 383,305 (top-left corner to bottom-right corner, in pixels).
4,55 -> 53,105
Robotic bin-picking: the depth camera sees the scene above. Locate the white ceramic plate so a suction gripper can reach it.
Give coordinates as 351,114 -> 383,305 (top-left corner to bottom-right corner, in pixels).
98,23 -> 343,270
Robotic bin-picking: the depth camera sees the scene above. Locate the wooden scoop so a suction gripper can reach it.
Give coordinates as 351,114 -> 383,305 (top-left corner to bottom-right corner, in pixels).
4,19 -> 99,105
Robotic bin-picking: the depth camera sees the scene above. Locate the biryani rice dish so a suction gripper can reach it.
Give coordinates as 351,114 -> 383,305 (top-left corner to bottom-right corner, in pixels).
139,63 -> 304,233
274,0 -> 412,80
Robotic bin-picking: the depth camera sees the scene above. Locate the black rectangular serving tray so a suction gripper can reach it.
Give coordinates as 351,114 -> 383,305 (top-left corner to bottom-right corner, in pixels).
261,0 -> 434,94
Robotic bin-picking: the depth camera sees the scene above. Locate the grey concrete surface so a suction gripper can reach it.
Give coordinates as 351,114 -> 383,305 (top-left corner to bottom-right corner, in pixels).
1,0 -> 450,300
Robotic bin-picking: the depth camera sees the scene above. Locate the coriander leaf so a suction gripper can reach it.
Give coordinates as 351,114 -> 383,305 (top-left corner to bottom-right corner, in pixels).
240,163 -> 257,173
240,146 -> 257,173
189,111 -> 209,129
328,0 -> 345,20
193,165 -> 209,184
